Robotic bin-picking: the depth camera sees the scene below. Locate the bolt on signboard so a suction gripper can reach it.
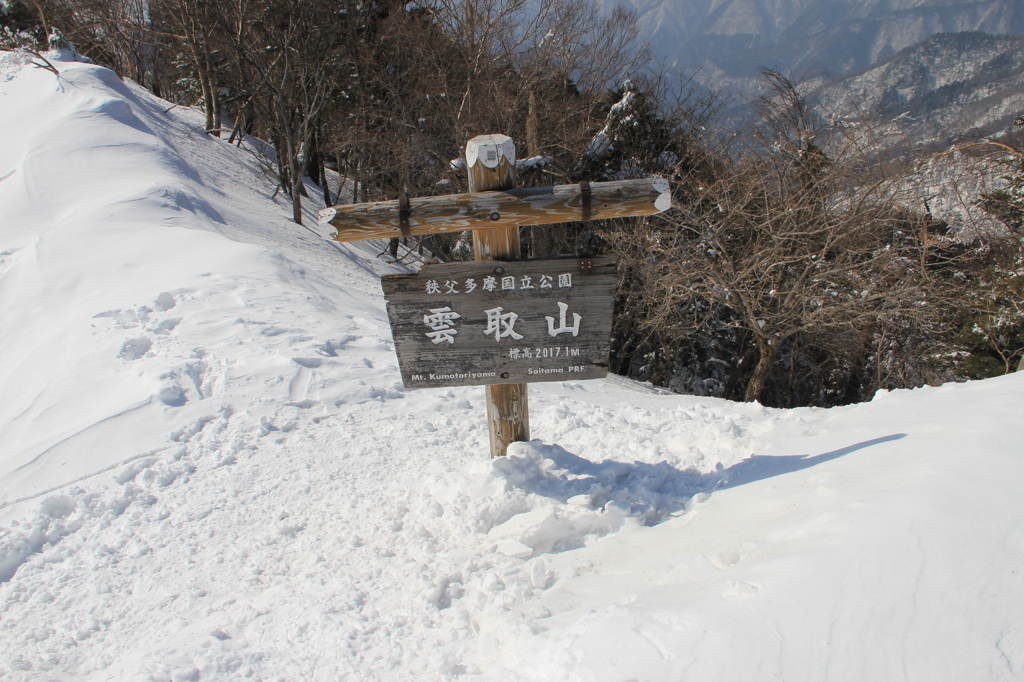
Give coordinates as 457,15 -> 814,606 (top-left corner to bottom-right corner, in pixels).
382,256 -> 617,388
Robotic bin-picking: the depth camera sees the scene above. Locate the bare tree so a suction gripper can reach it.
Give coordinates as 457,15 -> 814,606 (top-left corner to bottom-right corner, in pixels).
157,0 -> 225,134
959,124 -> 1024,374
214,0 -> 346,224
429,0 -> 646,155
609,71 -> 941,404
17,0 -> 162,89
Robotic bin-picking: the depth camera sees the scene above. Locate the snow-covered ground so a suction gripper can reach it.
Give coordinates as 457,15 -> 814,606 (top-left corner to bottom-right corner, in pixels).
1,52 -> 1023,682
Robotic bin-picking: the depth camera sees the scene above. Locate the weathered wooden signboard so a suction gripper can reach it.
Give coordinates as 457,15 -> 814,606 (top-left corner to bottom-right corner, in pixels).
382,256 -> 617,388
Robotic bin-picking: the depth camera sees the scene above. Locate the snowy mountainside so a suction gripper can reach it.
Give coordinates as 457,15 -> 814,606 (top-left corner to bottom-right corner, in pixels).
0,51 -> 391,504
607,0 -> 1024,138
809,32 -> 1024,150
1,52 -> 1024,681
613,0 -> 1024,81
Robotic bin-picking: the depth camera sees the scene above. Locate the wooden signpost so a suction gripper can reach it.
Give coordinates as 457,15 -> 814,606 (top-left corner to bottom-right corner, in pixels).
317,134 -> 671,457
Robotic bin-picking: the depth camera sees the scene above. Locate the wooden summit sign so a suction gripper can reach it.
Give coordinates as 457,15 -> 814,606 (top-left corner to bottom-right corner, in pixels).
382,256 -> 617,389
316,133 -> 671,457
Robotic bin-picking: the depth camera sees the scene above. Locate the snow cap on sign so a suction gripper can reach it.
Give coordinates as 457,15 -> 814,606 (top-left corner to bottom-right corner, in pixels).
652,177 -> 672,212
316,207 -> 340,239
318,207 -> 337,225
466,134 -> 516,170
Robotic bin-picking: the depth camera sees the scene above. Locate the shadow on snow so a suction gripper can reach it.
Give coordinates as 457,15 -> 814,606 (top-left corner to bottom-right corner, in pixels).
497,433 -> 908,530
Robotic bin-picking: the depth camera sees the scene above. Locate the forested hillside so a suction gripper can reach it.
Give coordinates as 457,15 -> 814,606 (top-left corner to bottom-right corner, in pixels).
3,0 -> 1022,407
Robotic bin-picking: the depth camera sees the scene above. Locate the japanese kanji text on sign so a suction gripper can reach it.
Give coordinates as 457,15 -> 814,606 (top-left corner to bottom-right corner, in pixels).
381,257 -> 617,388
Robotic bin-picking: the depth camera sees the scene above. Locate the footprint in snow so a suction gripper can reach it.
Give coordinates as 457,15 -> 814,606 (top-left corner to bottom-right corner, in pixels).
118,337 -> 152,360
153,291 -> 176,311
149,317 -> 181,335
158,385 -> 187,407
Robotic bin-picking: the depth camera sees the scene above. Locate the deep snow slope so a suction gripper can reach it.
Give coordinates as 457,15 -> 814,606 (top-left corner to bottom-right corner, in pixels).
1,52 -> 1023,682
0,50 -> 390,504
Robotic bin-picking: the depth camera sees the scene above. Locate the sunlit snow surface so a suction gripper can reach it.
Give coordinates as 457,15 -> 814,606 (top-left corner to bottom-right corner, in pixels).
1,53 -> 1023,681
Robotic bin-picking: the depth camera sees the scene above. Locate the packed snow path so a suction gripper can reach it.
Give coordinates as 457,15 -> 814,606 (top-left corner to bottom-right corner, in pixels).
1,52 -> 1023,681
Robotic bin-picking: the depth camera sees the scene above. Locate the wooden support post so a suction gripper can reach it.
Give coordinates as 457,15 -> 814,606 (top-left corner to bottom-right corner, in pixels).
466,134 -> 529,458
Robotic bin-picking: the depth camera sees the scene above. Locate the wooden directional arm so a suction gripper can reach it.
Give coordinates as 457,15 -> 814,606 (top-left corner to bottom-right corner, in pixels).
316,177 -> 672,242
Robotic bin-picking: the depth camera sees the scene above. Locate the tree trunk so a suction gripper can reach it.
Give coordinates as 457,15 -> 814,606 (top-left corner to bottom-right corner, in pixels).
285,142 -> 303,223
291,173 -> 304,224
353,158 -> 360,204
307,132 -> 321,187
273,137 -> 290,196
279,104 -> 303,224
335,150 -> 346,203
198,35 -> 218,136
186,39 -> 215,135
28,1 -> 50,36
211,77 -> 222,137
527,89 -> 540,157
745,338 -> 778,403
322,153 -> 332,206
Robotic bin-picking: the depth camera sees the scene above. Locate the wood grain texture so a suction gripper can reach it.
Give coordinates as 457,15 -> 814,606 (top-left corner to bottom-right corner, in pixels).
316,178 -> 671,242
487,382 -> 528,459
468,137 -> 519,261
467,134 -> 527,457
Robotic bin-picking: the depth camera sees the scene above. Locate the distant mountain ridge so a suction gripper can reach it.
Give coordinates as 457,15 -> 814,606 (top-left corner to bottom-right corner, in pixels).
611,0 -> 1024,97
809,31 -> 1024,148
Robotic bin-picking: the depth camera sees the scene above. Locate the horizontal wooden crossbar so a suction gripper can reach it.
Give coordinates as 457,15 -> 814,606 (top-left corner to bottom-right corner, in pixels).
316,178 -> 671,242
